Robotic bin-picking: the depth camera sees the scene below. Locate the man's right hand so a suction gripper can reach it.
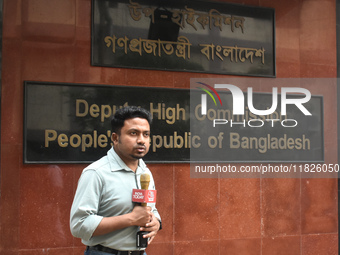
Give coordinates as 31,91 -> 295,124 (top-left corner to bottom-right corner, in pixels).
130,205 -> 152,226
92,205 -> 152,237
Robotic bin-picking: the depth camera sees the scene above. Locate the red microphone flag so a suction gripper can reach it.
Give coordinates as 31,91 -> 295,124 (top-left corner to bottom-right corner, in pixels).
132,189 -> 157,203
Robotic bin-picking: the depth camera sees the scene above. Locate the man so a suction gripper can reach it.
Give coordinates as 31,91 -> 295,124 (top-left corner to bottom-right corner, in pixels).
70,106 -> 161,255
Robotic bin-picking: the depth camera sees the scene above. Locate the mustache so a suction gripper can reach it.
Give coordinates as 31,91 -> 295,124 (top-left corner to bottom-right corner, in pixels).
135,144 -> 146,149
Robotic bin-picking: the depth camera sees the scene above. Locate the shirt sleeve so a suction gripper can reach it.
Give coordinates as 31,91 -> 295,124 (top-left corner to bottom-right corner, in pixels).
70,169 -> 104,241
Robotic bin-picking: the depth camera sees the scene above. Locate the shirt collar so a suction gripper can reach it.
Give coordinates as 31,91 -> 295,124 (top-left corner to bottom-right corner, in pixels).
107,147 -> 147,174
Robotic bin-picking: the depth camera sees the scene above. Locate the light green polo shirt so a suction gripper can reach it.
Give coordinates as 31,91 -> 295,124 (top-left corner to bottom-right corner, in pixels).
70,147 -> 161,251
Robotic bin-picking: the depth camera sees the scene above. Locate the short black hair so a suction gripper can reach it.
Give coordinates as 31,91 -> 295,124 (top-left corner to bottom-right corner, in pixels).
111,106 -> 152,134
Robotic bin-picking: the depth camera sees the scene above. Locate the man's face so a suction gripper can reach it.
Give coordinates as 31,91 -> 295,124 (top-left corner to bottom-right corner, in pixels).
112,117 -> 150,165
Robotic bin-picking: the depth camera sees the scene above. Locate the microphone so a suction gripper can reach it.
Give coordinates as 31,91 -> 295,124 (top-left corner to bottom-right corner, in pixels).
132,173 -> 157,205
140,173 -> 150,207
133,173 -> 155,248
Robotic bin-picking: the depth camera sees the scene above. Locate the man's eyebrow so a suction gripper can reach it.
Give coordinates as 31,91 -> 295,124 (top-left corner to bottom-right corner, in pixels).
127,128 -> 150,132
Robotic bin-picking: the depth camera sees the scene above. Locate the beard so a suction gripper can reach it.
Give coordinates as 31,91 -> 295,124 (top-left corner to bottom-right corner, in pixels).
131,145 -> 148,159
131,154 -> 144,160
117,137 -> 149,160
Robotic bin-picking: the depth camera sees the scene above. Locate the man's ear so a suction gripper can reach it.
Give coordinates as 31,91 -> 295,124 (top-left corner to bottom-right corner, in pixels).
111,133 -> 118,144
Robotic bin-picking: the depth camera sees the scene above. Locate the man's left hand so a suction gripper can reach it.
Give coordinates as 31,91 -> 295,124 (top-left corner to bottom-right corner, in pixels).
139,213 -> 160,244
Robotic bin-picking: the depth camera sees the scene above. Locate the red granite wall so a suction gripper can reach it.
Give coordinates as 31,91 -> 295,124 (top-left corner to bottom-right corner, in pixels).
0,0 -> 338,254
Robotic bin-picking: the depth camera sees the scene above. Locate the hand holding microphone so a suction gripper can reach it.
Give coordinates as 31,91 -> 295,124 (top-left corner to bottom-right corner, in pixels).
130,205 -> 151,227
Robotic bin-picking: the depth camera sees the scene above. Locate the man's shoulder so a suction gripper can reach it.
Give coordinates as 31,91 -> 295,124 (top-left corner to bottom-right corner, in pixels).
139,161 -> 154,177
84,155 -> 111,173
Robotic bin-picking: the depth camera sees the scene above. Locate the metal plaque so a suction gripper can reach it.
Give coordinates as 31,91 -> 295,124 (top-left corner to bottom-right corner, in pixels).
24,79 -> 323,164
91,0 -> 275,77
